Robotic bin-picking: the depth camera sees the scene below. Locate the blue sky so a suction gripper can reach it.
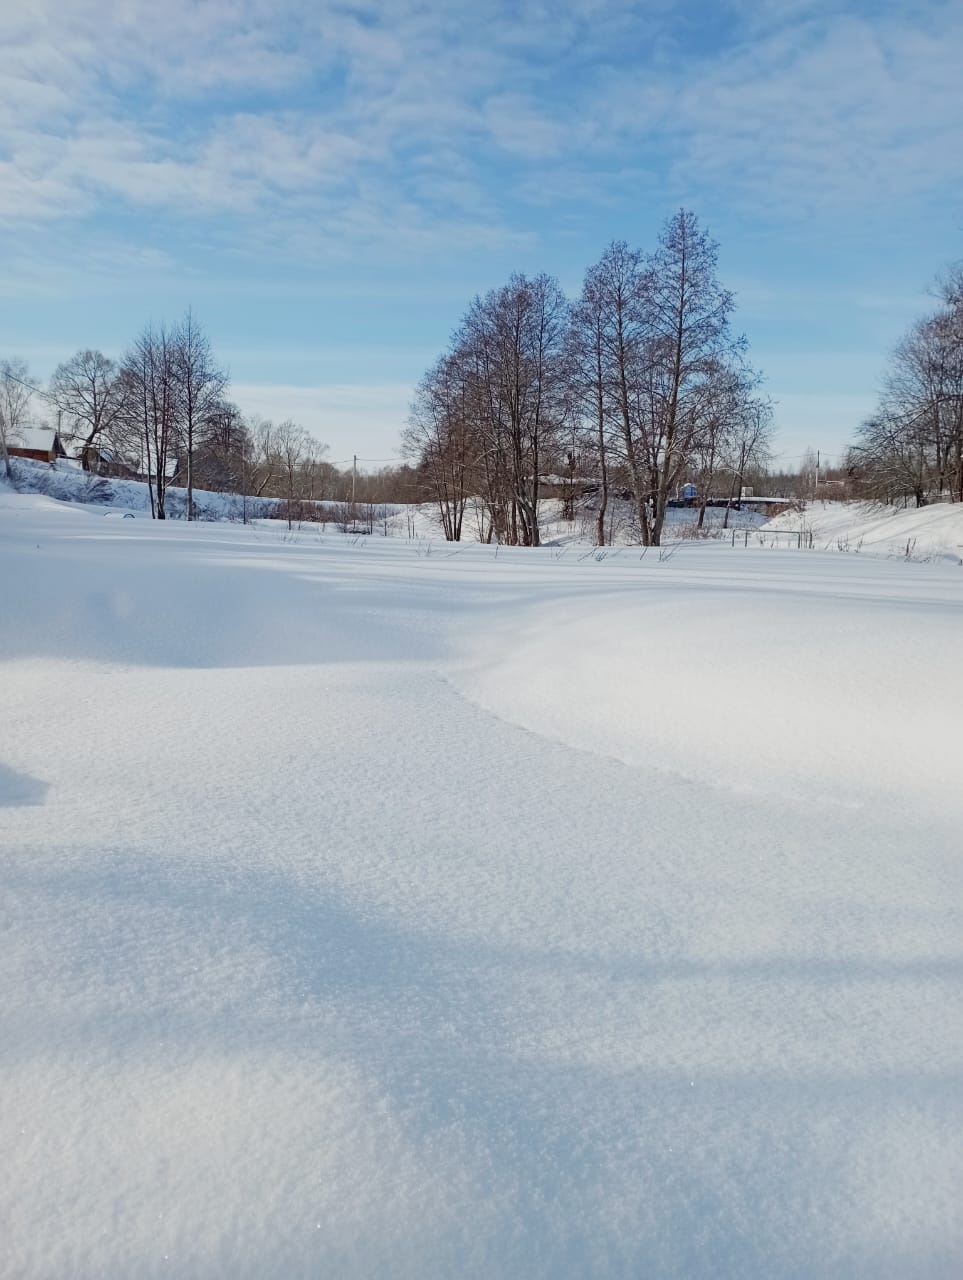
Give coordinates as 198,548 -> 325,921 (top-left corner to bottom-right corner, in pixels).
2,0 -> 961,468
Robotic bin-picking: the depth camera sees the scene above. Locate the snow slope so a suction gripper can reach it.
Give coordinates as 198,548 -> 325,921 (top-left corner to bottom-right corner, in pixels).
1,491 -> 961,1278
764,498 -> 963,562
7,455 -> 302,522
6,454 -> 765,544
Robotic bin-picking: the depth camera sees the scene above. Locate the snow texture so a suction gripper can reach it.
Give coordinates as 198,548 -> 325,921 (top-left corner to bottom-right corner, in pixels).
1,489 -> 961,1278
764,499 -> 963,563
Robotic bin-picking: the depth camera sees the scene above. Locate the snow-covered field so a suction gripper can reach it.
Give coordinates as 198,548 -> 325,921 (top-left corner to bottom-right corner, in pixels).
1,490 -> 961,1278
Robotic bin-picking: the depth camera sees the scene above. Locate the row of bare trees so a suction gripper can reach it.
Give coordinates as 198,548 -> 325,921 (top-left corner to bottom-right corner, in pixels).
851,267 -> 963,506
2,313 -> 340,523
404,210 -> 773,545
36,314 -> 231,518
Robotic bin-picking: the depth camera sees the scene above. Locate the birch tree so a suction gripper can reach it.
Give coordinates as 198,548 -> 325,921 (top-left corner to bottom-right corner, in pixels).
461,273 -> 569,546
0,358 -> 33,479
173,309 -> 227,520
580,241 -> 650,541
640,210 -> 743,544
569,266 -> 617,545
123,324 -> 180,519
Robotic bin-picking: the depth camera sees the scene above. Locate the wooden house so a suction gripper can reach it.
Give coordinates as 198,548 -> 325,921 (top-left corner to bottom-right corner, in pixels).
8,427 -> 66,464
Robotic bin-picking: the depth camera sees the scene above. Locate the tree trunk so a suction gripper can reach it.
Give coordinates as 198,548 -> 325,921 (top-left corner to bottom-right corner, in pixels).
187,422 -> 194,521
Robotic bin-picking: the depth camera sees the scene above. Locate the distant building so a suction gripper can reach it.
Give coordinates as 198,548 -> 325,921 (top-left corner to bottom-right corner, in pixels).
8,427 -> 66,464
84,445 -> 138,480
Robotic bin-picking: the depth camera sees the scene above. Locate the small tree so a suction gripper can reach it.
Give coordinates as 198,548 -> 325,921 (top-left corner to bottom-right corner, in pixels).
274,419 -> 311,528
0,358 -> 34,479
404,356 -> 474,541
722,397 -> 773,528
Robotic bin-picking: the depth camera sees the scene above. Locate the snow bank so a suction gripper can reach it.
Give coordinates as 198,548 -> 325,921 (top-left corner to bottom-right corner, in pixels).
1,491 -> 961,1278
765,499 -> 963,563
451,555 -> 961,811
6,456 -> 765,546
7,455 -> 281,521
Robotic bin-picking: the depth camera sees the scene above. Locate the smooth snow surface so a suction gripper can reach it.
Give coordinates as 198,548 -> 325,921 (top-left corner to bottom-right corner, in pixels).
765,498 -> 963,562
2,492 -> 961,1278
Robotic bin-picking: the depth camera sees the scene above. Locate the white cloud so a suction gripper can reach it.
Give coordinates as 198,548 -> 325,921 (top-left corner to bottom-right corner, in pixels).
0,1 -> 960,246
653,5 -> 963,215
231,382 -> 412,462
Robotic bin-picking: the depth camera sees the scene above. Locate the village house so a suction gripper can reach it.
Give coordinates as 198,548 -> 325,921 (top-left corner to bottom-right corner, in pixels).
7,426 -> 67,464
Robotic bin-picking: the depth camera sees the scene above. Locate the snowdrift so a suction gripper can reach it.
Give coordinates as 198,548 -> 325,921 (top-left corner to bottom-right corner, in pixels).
1,490 -> 961,1278
765,498 -> 963,563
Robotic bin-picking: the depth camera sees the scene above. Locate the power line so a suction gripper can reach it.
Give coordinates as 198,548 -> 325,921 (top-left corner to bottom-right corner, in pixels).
328,456 -> 402,466
0,367 -> 56,404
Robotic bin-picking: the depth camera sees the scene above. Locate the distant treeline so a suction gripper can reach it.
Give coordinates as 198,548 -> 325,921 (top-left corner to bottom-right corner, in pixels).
0,315 -> 428,522
849,266 -> 963,507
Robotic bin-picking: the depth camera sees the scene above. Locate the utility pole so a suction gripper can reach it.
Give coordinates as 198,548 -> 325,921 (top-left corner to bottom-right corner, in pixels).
814,449 -> 820,499
352,454 -> 357,516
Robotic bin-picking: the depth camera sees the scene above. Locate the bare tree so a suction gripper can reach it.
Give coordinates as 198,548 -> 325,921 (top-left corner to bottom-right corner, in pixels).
407,215 -> 751,547
406,274 -> 569,546
49,349 -> 132,472
640,210 -> 744,544
193,400 -> 251,494
460,273 -> 569,546
693,362 -> 754,529
580,241 -> 652,541
854,269 -> 963,505
123,323 -> 180,519
404,355 -> 474,541
569,268 -> 615,545
0,358 -> 35,479
722,397 -> 773,528
298,450 -> 335,505
173,309 -> 228,520
274,419 -> 311,528
242,417 -> 280,498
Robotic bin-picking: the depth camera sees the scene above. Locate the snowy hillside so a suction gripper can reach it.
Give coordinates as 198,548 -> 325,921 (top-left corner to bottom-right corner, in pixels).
764,498 -> 963,563
1,489 -> 961,1278
4,455 -> 766,544
6,455 -> 283,521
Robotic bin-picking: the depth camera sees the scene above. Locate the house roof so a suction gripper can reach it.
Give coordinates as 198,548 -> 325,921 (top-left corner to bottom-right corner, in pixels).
11,426 -> 60,453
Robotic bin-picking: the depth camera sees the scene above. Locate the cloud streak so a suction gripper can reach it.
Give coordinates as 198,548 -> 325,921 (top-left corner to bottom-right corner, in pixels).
2,0 -> 959,463
2,1 -> 959,248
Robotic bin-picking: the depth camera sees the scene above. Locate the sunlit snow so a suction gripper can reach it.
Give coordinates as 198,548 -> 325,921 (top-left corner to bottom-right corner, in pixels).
1,491 -> 961,1277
